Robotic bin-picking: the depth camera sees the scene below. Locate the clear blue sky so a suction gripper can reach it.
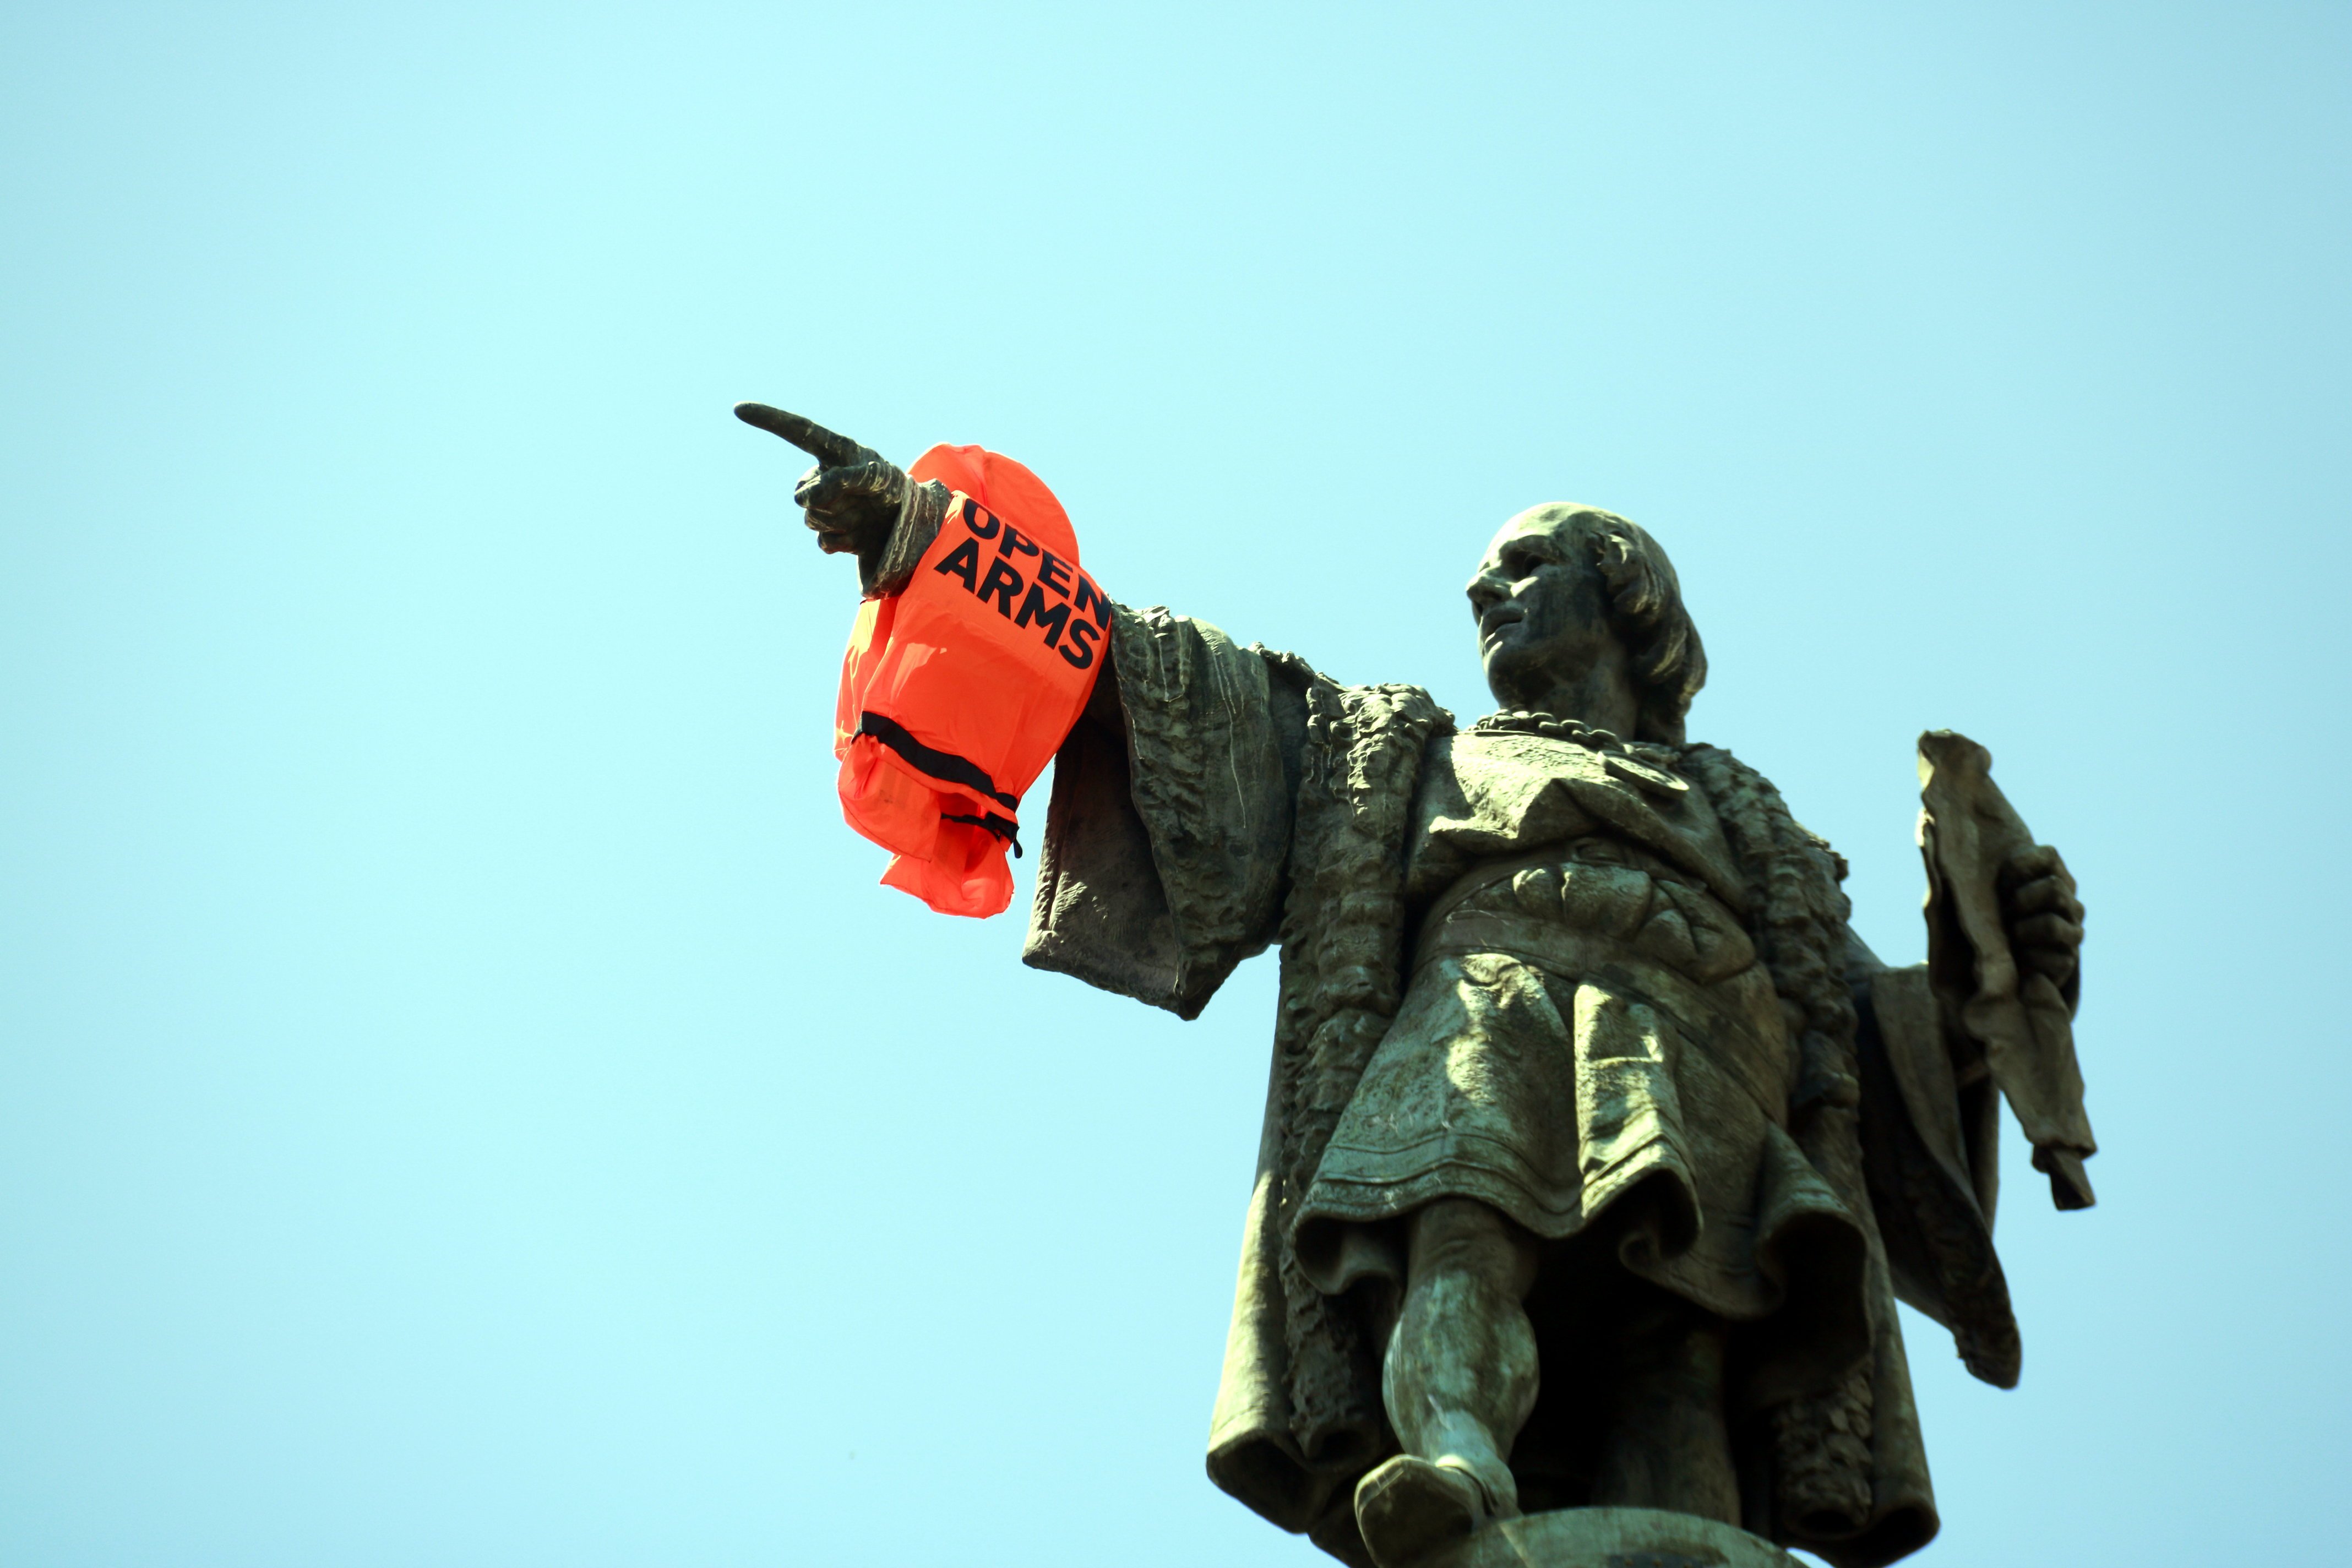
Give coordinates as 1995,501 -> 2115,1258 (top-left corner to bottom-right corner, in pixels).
3,4 -> 2345,1565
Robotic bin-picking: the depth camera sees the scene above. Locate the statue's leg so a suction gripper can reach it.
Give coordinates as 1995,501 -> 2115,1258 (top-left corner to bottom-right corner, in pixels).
1354,1198 -> 1539,1567
1590,1288 -> 1740,1525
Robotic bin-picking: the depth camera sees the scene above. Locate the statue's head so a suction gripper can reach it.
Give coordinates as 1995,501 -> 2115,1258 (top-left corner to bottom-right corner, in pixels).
1466,503 -> 1707,743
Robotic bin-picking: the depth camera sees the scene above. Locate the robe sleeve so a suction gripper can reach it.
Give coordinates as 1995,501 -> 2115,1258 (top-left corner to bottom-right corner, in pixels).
1847,933 -> 2022,1389
1021,605 -> 1304,1020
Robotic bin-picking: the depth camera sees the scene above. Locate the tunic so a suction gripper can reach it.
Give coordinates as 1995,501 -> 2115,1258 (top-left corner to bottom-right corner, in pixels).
1291,731 -> 1866,1357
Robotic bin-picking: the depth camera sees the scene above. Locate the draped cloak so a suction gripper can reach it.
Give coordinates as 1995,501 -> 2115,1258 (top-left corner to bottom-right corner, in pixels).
1021,606 -> 2041,1568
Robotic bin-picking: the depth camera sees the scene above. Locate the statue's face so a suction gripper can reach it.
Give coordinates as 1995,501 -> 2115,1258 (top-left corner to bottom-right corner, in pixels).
1467,505 -> 1626,713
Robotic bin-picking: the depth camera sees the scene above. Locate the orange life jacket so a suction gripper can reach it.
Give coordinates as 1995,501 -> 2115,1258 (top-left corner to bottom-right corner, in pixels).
833,444 -> 1107,917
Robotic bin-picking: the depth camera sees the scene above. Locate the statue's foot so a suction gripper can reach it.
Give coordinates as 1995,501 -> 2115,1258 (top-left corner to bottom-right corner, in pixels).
1353,1455 -> 1504,1568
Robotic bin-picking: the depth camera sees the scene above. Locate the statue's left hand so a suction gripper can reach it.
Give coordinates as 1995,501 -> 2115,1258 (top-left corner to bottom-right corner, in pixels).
1999,843 -> 2083,992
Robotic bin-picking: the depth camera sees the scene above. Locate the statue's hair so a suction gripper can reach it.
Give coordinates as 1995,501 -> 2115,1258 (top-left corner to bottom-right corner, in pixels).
1559,509 -> 1708,744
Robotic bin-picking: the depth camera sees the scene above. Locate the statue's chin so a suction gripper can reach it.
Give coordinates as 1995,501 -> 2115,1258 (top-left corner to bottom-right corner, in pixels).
1482,653 -> 1544,713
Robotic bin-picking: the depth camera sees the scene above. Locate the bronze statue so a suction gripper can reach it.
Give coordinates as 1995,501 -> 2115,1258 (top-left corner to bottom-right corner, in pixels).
741,405 -> 2096,1568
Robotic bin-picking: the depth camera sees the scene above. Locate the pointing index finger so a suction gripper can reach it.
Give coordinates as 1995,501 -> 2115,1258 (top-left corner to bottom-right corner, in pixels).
733,402 -> 864,465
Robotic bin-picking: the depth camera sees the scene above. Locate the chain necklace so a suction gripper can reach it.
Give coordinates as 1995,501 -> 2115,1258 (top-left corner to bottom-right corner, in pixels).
1468,709 -> 1625,749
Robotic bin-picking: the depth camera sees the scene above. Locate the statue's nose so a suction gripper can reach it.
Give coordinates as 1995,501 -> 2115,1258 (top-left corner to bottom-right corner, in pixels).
1467,571 -> 1506,612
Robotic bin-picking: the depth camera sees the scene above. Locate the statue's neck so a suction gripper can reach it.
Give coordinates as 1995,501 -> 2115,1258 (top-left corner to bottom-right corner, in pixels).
1509,661 -> 1642,740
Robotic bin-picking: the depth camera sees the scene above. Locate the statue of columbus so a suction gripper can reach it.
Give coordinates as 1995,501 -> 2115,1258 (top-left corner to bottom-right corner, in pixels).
744,406 -> 2097,1568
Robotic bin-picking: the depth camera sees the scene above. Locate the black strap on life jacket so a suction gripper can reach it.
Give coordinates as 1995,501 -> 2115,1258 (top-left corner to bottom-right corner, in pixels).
941,810 -> 1023,857
853,711 -> 1021,811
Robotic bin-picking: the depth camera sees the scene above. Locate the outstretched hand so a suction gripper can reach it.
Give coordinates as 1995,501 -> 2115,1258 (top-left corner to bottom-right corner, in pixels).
733,402 -> 909,557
